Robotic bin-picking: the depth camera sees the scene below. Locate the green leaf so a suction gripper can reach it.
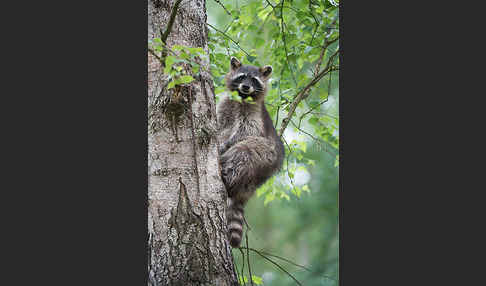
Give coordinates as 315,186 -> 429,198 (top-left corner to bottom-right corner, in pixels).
238,275 -> 248,284
297,166 -> 307,172
180,51 -> 190,59
297,141 -> 307,153
230,91 -> 242,102
288,171 -> 294,179
164,56 -> 176,74
296,11 -> 307,20
292,186 -> 302,198
264,193 -> 275,205
252,275 -> 263,285
297,57 -> 304,69
176,75 -> 194,84
188,47 -> 204,55
309,116 -> 320,126
257,6 -> 272,20
171,44 -> 184,51
167,80 -> 175,89
244,96 -> 255,104
280,192 -> 290,201
191,64 -> 200,74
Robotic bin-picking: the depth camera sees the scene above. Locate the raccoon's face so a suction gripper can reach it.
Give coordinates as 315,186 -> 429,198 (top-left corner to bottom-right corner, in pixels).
226,57 -> 272,100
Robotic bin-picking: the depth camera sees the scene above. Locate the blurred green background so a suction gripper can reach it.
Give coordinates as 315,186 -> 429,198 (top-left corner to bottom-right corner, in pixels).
236,147 -> 338,286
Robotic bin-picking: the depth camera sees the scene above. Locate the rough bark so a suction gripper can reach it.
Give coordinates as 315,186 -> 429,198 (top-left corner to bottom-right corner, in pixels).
148,0 -> 238,285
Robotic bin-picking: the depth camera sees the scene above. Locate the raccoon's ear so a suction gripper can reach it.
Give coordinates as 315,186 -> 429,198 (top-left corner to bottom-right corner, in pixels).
230,57 -> 242,70
260,65 -> 273,80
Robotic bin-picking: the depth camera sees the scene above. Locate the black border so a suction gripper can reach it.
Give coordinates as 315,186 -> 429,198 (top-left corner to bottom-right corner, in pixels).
2,1 -> 148,284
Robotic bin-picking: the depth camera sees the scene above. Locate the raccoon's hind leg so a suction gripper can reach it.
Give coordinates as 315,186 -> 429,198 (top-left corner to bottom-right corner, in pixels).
220,136 -> 280,200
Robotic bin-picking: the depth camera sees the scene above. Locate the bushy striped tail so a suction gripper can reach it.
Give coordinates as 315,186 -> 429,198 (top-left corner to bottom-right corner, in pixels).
227,198 -> 245,248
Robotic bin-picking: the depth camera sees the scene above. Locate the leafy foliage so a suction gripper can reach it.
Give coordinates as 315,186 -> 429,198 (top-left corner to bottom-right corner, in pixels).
148,40 -> 208,88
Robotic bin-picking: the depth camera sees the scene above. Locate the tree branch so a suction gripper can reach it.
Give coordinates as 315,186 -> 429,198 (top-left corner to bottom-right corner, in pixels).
148,47 -> 162,62
157,0 -> 183,64
212,0 -> 232,16
297,98 -> 336,129
161,0 -> 183,43
290,119 -> 338,157
281,5 -> 321,46
264,0 -> 275,9
274,62 -> 286,128
313,36 -> 339,76
244,231 -> 254,286
148,41 -> 179,66
280,0 -> 297,86
206,23 -> 250,57
278,50 -> 339,137
299,43 -> 338,128
239,246 -> 312,272
238,248 -> 246,284
282,137 -> 297,192
242,246 -> 303,286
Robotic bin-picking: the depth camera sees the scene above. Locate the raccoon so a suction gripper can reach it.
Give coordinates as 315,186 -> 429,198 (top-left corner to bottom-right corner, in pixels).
217,57 -> 285,248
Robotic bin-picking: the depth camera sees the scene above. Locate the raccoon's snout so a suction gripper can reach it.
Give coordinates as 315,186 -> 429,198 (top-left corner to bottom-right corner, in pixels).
238,83 -> 253,94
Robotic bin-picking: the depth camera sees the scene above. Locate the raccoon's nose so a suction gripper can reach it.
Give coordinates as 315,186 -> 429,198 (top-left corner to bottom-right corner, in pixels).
241,84 -> 250,92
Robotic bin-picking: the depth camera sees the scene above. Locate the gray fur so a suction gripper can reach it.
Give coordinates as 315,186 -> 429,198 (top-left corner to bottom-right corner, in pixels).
217,57 -> 285,247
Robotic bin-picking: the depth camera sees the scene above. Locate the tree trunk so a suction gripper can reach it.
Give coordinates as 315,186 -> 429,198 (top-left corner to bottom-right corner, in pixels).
147,0 -> 238,285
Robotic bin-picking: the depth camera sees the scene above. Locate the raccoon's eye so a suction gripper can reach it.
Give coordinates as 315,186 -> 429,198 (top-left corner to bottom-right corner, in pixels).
236,75 -> 246,81
251,77 -> 262,89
